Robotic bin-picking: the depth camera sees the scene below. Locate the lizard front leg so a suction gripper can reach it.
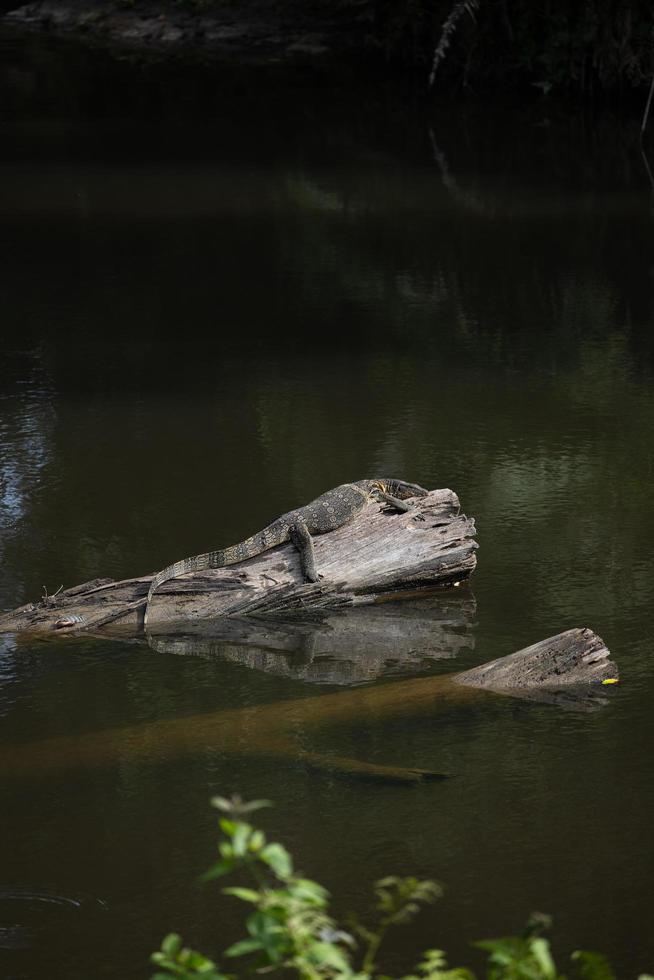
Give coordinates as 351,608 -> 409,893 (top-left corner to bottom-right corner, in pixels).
376,491 -> 412,513
288,518 -> 320,583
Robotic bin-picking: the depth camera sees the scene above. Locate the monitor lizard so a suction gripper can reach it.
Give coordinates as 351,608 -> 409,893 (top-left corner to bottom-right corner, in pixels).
84,479 -> 428,631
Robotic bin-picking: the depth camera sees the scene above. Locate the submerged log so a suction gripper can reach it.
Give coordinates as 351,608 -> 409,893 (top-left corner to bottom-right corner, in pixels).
1,628 -> 618,785
0,489 -> 477,635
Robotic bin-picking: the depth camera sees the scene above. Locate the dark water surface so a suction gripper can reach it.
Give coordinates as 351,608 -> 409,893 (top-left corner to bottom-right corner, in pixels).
1,30 -> 654,980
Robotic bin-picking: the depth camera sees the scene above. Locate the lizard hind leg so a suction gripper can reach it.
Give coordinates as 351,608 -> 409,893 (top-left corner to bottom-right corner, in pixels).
288,518 -> 320,583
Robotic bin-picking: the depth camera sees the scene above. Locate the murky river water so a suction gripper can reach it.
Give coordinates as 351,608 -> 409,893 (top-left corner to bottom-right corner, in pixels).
1,30 -> 654,980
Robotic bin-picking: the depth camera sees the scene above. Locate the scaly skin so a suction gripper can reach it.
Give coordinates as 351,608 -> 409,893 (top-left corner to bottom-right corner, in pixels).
81,479 -> 428,631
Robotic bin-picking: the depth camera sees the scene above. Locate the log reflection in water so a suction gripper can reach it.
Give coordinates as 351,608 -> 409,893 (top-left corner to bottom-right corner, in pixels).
0,629 -> 617,785
147,593 -> 477,685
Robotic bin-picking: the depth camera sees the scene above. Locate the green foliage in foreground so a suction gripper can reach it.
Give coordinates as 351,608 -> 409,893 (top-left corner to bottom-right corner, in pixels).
151,796 -> 652,980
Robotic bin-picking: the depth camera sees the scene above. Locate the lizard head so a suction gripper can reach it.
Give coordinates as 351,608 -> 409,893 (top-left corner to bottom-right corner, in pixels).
371,479 -> 429,499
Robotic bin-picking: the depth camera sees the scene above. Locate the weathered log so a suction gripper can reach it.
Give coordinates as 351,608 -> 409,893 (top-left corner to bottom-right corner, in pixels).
1,628 -> 618,784
0,489 -> 477,635
454,627 -> 613,689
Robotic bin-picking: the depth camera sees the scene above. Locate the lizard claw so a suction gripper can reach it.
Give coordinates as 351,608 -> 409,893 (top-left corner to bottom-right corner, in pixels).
53,614 -> 86,629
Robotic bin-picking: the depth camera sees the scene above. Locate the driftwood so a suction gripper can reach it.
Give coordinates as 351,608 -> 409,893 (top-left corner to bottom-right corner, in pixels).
2,628 -> 618,785
0,489 -> 477,635
454,627 -> 613,690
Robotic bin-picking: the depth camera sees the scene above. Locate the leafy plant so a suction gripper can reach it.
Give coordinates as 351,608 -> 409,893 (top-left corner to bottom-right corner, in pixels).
151,797 -> 652,980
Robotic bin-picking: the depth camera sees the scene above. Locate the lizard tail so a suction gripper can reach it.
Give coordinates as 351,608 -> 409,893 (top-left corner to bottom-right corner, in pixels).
143,551 -> 220,628
143,525 -> 280,628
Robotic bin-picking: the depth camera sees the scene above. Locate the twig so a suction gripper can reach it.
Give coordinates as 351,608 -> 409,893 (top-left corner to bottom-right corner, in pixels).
640,146 -> 654,216
429,0 -> 479,90
41,584 -> 64,607
641,74 -> 654,137
641,145 -> 654,191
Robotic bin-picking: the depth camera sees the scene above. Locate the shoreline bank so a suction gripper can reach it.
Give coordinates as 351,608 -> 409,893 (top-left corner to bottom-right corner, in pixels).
3,0 -> 373,66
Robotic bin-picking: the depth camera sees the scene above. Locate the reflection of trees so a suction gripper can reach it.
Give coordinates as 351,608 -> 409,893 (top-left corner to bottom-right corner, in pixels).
0,352 -> 55,606
277,133 -> 652,371
0,356 -> 54,524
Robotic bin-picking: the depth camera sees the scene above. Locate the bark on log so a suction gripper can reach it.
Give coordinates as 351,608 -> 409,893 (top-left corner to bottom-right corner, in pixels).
0,489 -> 477,635
1,628 -> 618,785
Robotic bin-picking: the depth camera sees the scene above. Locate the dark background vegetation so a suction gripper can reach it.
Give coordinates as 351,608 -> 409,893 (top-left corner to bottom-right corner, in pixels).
2,0 -> 653,99
373,0 -> 653,96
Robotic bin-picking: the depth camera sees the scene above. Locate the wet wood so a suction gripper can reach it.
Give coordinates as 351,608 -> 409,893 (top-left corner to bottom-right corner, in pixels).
0,489 -> 477,635
1,628 -> 617,785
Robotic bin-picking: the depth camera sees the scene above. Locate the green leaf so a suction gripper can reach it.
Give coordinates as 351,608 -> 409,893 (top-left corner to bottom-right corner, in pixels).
260,842 -> 293,879
150,954 -> 174,969
237,799 -> 273,814
475,937 -> 525,960
161,934 -> 183,957
200,860 -> 234,882
305,941 -> 352,971
231,822 -> 251,857
224,938 -> 264,958
182,949 -> 216,970
211,796 -> 234,813
531,937 -> 557,979
524,913 -> 552,939
210,795 -> 272,817
246,909 -> 287,962
572,950 -> 616,980
222,887 -> 261,904
410,947 -> 477,980
291,877 -> 329,904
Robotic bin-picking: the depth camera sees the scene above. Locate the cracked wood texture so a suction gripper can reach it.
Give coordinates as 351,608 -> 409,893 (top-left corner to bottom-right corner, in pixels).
0,488 -> 477,636
454,627 -> 617,692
